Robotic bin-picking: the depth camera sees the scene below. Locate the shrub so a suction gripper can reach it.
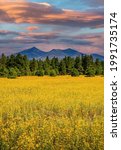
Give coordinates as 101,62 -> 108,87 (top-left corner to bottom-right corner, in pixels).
71,68 -> 79,77
85,66 -> 95,77
0,67 -> 9,77
7,68 -> 17,79
50,69 -> 57,77
44,69 -> 50,75
36,70 -> 44,76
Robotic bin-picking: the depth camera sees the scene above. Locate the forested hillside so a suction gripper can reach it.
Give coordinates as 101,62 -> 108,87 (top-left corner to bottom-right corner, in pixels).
0,53 -> 104,78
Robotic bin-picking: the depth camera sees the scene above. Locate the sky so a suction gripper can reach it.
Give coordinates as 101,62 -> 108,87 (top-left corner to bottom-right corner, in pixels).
0,0 -> 104,55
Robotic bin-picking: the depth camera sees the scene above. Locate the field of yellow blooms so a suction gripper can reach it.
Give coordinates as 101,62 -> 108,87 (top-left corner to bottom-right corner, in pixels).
0,76 -> 103,150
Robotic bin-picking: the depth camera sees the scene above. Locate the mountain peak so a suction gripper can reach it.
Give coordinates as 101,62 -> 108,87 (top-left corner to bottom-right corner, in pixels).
17,47 -> 104,61
18,47 -> 46,59
28,47 -> 40,51
63,48 -> 83,56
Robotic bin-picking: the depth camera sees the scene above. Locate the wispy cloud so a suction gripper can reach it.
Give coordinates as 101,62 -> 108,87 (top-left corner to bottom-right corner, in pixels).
0,2 -> 103,28
27,26 -> 39,31
0,30 -> 19,36
0,1 -> 103,55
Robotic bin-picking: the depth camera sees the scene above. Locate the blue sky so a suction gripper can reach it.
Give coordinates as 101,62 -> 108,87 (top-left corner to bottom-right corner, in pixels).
29,0 -> 103,11
0,0 -> 104,55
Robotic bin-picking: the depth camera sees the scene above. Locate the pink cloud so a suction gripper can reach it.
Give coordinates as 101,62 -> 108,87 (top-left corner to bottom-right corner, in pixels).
0,1 -> 103,28
27,26 -> 39,32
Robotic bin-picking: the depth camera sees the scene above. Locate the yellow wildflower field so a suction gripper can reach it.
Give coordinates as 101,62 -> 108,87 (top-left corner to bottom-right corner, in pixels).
0,76 -> 104,150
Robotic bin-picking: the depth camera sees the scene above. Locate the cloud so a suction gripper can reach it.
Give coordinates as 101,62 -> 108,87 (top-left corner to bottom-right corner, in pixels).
0,1 -> 103,28
59,39 -> 93,46
0,0 -> 26,2
0,30 -> 19,36
0,31 -> 60,45
0,1 -> 103,55
18,32 -> 60,40
0,30 -> 103,53
27,26 -> 39,31
75,32 -> 104,48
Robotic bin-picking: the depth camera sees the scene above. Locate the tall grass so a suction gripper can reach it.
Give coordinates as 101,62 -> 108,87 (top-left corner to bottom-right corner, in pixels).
0,76 -> 104,150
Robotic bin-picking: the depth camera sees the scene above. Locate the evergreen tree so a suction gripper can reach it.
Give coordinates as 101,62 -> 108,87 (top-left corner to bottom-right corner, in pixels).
95,59 -> 103,75
0,53 -> 7,68
64,57 -> 74,74
36,69 -> 44,76
8,68 -> 17,79
71,68 -> 79,77
50,69 -> 57,77
101,61 -> 104,75
7,54 -> 16,68
85,66 -> 96,77
43,57 -> 51,75
0,53 -> 104,77
82,55 -> 95,75
38,60 -> 43,70
74,56 -> 83,74
30,58 -> 38,75
0,67 -> 9,77
59,60 -> 66,75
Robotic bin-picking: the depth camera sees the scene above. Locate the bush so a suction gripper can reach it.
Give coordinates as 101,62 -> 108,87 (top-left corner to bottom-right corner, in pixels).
85,66 -> 95,77
0,67 -> 9,77
71,68 -> 79,77
7,68 -> 17,79
44,69 -> 50,75
50,69 -> 57,77
36,70 -> 44,76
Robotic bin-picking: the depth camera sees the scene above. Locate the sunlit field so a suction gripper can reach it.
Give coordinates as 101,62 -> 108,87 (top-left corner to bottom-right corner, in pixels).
0,76 -> 104,150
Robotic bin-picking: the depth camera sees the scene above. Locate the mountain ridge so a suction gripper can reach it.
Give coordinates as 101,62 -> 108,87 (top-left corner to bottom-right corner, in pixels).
17,47 -> 104,61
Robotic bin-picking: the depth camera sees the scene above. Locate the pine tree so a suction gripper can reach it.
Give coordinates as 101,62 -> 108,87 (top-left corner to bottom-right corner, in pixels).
71,68 -> 79,77
0,53 -> 104,77
95,59 -> 103,75
0,67 -> 9,77
8,68 -> 17,79
50,69 -> 57,77
7,54 -> 16,68
0,53 -> 7,68
74,56 -> 83,74
59,60 -> 66,75
43,57 -> 51,75
30,58 -> 38,75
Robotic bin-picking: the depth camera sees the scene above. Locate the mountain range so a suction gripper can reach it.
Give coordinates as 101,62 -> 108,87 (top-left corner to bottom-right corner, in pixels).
17,47 -> 104,61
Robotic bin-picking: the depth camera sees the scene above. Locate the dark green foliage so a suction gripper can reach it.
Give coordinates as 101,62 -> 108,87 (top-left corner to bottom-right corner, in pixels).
95,59 -> 103,75
0,53 -> 7,68
74,56 -> 83,75
64,57 -> 75,74
30,58 -> 38,75
59,60 -> 66,75
50,69 -> 57,77
8,68 -> 17,79
71,68 -> 79,77
0,53 -> 104,77
36,69 -> 44,76
6,55 -> 16,68
0,67 -> 9,77
101,61 -> 104,75
85,66 -> 96,77
82,55 -> 94,74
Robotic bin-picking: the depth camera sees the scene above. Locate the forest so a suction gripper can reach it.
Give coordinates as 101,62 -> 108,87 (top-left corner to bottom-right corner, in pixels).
0,53 -> 104,78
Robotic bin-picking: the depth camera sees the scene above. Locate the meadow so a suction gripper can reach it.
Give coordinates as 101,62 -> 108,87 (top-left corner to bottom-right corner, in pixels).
0,76 -> 104,150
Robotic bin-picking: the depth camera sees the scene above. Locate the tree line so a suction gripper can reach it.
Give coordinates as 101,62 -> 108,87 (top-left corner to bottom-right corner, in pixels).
0,53 -> 104,78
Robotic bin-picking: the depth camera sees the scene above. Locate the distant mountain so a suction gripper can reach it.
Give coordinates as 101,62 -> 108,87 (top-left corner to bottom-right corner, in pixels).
63,48 -> 83,57
18,47 -> 46,59
17,47 -> 104,61
46,49 -> 68,59
92,53 -> 104,61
